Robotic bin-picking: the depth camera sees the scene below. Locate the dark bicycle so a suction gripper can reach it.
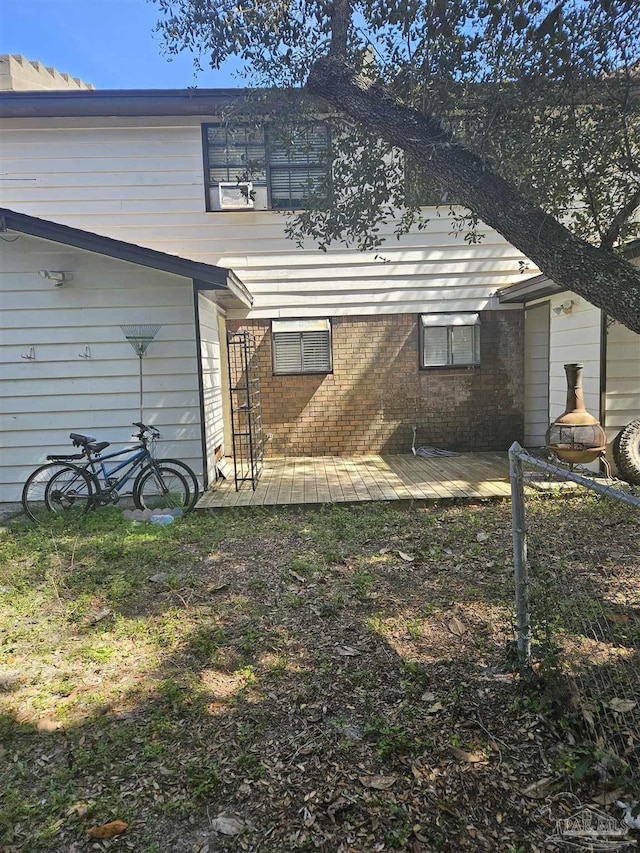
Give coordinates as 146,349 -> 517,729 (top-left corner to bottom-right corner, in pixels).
21,423 -> 199,523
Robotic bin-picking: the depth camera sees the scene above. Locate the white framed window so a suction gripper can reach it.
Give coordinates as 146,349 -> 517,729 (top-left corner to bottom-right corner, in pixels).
272,319 -> 332,374
420,313 -> 480,368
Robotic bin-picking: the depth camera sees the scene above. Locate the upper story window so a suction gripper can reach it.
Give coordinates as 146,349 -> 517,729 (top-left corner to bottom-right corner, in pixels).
272,319 -> 332,375
203,123 -> 329,212
420,313 -> 480,368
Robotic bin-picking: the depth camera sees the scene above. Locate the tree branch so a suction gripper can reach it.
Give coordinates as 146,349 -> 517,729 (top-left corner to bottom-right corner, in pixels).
600,187 -> 640,250
307,56 -> 640,333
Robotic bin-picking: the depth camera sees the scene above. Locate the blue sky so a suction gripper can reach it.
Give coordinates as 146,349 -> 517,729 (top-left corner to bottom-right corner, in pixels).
1,0 -> 242,89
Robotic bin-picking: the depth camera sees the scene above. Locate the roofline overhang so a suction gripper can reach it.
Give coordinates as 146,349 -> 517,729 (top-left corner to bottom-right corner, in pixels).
0,87 -> 317,119
499,238 -> 640,305
0,207 -> 253,307
498,273 -> 562,304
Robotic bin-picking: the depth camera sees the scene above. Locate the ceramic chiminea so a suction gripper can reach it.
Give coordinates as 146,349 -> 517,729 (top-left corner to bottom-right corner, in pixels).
545,363 -> 606,464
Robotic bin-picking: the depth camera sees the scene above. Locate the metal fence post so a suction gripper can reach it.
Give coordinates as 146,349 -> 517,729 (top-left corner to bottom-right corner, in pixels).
509,442 -> 531,664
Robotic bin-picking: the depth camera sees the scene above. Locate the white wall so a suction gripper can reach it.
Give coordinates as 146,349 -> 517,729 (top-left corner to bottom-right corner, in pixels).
198,292 -> 225,485
0,232 -> 203,502
0,116 -> 536,320
523,301 -> 549,446
548,292 -> 601,423
605,320 -> 640,443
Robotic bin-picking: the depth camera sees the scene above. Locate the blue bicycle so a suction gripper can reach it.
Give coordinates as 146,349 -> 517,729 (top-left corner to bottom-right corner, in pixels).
21,423 -> 199,523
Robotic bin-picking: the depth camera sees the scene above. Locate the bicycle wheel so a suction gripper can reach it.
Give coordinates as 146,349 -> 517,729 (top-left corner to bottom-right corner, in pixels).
155,458 -> 199,510
133,464 -> 190,512
22,463 -> 94,523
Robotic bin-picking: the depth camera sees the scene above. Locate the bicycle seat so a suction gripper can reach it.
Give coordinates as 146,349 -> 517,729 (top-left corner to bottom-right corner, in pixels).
69,432 -> 97,446
86,441 -> 110,454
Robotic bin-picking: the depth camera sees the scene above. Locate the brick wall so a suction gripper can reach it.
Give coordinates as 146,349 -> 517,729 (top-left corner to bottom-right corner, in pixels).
227,311 -> 523,456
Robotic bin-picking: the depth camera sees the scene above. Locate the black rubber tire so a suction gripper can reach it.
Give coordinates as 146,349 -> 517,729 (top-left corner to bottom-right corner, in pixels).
614,417 -> 640,485
132,464 -> 191,512
22,462 -> 94,523
154,458 -> 199,511
612,427 -> 624,472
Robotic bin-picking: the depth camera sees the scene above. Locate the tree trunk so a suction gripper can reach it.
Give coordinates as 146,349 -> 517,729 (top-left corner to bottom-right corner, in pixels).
307,56 -> 640,334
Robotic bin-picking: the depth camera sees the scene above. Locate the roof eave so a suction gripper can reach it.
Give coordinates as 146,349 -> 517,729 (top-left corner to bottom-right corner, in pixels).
0,207 -> 251,306
498,274 -> 562,304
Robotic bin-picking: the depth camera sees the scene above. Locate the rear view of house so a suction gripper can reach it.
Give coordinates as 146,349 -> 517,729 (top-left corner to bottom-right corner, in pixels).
0,60 -> 561,502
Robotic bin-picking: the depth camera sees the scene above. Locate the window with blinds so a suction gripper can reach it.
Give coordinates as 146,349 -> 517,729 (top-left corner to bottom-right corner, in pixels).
203,123 -> 329,211
268,125 -> 329,210
272,320 -> 332,374
205,125 -> 267,185
420,314 -> 480,367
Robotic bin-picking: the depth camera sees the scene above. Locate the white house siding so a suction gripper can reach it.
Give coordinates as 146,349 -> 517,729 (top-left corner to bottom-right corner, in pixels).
523,301 -> 549,447
0,232 -> 203,502
0,116 -> 536,320
605,321 -> 640,444
548,292 -> 602,424
197,292 -> 226,486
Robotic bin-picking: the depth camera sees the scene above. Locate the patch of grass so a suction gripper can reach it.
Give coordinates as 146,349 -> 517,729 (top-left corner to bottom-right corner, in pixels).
363,716 -> 413,757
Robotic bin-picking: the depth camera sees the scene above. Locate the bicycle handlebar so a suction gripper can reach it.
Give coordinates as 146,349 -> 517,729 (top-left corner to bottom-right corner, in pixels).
132,422 -> 160,440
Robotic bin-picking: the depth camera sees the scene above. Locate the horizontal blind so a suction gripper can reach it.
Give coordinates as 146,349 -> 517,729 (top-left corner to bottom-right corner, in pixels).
273,332 -> 303,373
423,327 -> 449,367
270,166 -> 325,208
273,329 -> 331,373
451,326 -> 479,364
302,331 -> 331,372
206,125 -> 266,184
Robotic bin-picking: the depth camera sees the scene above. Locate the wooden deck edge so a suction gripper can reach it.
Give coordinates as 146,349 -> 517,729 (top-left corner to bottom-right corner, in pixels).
194,492 -> 512,512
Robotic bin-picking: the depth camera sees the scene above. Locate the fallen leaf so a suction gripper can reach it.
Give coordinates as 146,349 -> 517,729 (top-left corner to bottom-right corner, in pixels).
420,691 -> 436,702
604,611 -> 629,624
582,708 -> 596,728
211,815 -> 245,836
522,777 -> 554,799
335,645 -> 362,657
398,551 -> 415,562
66,802 -> 90,819
289,570 -> 307,583
359,775 -> 397,790
607,698 -> 637,713
86,607 -> 112,625
476,532 -> 489,542
592,788 -> 625,806
450,746 -> 485,763
426,702 -> 444,714
87,820 -> 128,839
36,716 -> 62,733
447,617 -> 466,637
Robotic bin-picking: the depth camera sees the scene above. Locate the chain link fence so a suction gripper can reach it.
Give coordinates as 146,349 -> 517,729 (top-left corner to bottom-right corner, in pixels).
509,443 -> 640,793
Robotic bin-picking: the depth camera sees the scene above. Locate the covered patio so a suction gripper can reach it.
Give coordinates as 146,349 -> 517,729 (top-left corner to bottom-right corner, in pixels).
196,452 -> 511,509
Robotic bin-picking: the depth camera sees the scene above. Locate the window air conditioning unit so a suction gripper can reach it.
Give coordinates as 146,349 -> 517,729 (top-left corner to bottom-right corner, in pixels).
218,181 -> 254,210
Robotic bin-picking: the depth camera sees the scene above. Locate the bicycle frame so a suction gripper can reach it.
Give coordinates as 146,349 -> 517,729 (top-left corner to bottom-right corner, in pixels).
82,443 -> 153,495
